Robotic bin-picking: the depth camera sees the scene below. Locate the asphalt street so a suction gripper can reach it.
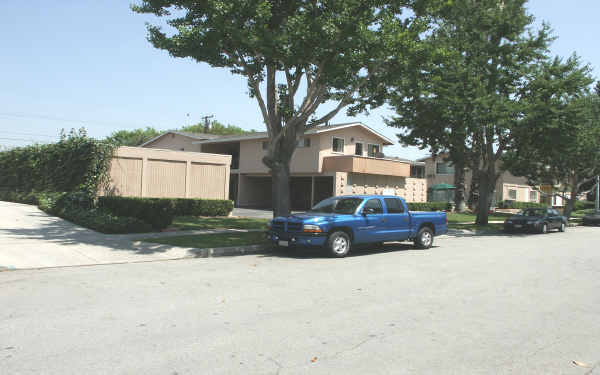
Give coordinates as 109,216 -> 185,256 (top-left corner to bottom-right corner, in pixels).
2,227 -> 600,374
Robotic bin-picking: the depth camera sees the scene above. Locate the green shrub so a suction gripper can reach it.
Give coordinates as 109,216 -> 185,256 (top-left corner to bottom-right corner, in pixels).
55,207 -> 152,234
99,196 -> 234,229
574,200 -> 595,211
407,202 -> 452,211
0,129 -> 115,197
497,200 -> 547,209
172,198 -> 234,217
99,196 -> 175,230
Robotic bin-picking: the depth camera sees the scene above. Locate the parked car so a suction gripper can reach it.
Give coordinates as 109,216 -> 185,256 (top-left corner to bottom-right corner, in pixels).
504,207 -> 567,234
582,211 -> 600,226
266,195 -> 448,257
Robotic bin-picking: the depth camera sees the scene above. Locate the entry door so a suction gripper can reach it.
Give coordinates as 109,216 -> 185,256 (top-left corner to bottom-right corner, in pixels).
356,198 -> 388,243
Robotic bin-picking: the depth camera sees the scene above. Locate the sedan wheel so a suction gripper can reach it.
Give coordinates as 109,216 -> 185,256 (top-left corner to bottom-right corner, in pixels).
540,223 -> 548,234
559,223 -> 565,232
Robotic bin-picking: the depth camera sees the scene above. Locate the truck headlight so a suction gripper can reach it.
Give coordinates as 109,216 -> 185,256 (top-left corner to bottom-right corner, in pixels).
303,224 -> 322,233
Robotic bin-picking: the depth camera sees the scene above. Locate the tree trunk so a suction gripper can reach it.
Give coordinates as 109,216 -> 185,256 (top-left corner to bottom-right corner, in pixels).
454,163 -> 467,212
563,173 -> 579,219
263,128 -> 298,218
475,165 -> 496,226
475,178 -> 490,225
271,163 -> 291,217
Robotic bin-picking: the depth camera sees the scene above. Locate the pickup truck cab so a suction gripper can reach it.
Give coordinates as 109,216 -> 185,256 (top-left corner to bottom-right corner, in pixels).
266,195 -> 448,257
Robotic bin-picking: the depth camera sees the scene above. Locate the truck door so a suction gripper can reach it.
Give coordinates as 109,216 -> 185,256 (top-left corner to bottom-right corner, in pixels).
356,198 -> 388,243
383,197 -> 410,241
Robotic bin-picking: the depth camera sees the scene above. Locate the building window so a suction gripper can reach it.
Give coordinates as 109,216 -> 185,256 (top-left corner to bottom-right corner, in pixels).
384,198 -> 405,213
529,190 -> 538,202
332,137 -> 344,153
355,142 -> 363,156
262,141 -> 269,150
296,138 -> 311,148
410,165 -> 425,178
508,189 -> 517,200
435,162 -> 455,175
367,144 -> 380,157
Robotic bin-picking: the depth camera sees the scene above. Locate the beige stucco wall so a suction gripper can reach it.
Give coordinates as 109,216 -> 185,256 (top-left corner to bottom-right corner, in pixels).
238,135 -> 323,174
238,125 -> 391,175
144,133 -> 201,152
105,147 -> 231,200
322,155 -> 410,177
500,183 -> 539,203
318,127 -> 386,171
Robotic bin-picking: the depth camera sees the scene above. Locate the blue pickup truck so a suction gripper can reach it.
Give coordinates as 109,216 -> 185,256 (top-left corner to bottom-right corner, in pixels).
266,195 -> 448,257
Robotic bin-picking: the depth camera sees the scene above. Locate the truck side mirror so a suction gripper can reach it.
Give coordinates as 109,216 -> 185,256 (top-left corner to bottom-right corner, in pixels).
362,207 -> 376,215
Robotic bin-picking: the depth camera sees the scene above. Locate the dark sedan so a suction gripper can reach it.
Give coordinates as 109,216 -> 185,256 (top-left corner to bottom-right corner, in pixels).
582,211 -> 600,226
504,208 -> 567,234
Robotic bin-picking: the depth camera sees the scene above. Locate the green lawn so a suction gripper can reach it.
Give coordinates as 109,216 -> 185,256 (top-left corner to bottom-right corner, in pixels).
172,216 -> 269,230
570,209 -> 596,218
143,231 -> 267,248
446,212 -> 512,224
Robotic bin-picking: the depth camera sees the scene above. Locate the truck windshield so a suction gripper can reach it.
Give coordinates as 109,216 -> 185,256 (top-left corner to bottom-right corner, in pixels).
309,197 -> 363,214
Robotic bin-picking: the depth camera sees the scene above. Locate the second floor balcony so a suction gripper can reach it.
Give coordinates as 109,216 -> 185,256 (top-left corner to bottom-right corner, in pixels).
322,155 -> 411,177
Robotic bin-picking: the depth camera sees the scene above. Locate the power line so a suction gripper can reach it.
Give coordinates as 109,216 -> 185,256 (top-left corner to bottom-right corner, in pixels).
3,131 -> 59,139
0,112 -> 161,129
0,137 -> 50,142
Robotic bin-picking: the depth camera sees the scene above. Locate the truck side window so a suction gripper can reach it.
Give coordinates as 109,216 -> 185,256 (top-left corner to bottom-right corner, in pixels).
384,198 -> 404,214
363,199 -> 383,214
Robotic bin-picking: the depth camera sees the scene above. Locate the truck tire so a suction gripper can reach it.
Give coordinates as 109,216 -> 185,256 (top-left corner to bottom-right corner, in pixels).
414,227 -> 434,249
327,231 -> 351,258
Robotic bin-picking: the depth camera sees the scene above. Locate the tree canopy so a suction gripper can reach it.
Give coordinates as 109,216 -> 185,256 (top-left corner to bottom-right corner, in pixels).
133,0 -> 436,215
386,0 -> 552,224
503,56 -> 600,217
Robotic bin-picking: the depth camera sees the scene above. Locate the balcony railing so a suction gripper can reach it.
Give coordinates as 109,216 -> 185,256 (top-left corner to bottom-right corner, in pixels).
322,155 -> 411,177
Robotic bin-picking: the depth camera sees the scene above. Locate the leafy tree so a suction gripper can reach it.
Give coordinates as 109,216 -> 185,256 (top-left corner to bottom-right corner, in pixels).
106,127 -> 161,146
387,0 -> 552,224
503,57 -> 600,218
132,0 -> 434,216
180,120 -> 257,136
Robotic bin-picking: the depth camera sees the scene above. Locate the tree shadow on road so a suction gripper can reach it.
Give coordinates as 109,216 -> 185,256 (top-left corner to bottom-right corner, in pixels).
261,242 -> 438,259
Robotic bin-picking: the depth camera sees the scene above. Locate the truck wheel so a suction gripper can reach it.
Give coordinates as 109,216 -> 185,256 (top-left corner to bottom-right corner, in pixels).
327,231 -> 351,258
414,227 -> 434,249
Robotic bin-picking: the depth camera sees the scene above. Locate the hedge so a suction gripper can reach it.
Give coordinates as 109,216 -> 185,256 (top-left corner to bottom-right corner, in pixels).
172,198 -> 234,217
0,191 -> 152,234
0,129 -> 115,197
98,196 -> 234,230
407,202 -> 452,211
497,200 -> 548,209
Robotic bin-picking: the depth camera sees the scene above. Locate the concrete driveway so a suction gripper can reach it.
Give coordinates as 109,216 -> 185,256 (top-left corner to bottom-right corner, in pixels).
2,226 -> 600,374
0,201 -> 237,270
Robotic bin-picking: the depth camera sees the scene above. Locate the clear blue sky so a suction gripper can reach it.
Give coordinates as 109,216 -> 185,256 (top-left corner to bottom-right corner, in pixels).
1,0 -> 598,159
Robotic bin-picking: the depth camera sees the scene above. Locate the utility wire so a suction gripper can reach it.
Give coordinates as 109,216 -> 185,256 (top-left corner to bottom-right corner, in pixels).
0,112 -> 162,129
3,131 -> 59,138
